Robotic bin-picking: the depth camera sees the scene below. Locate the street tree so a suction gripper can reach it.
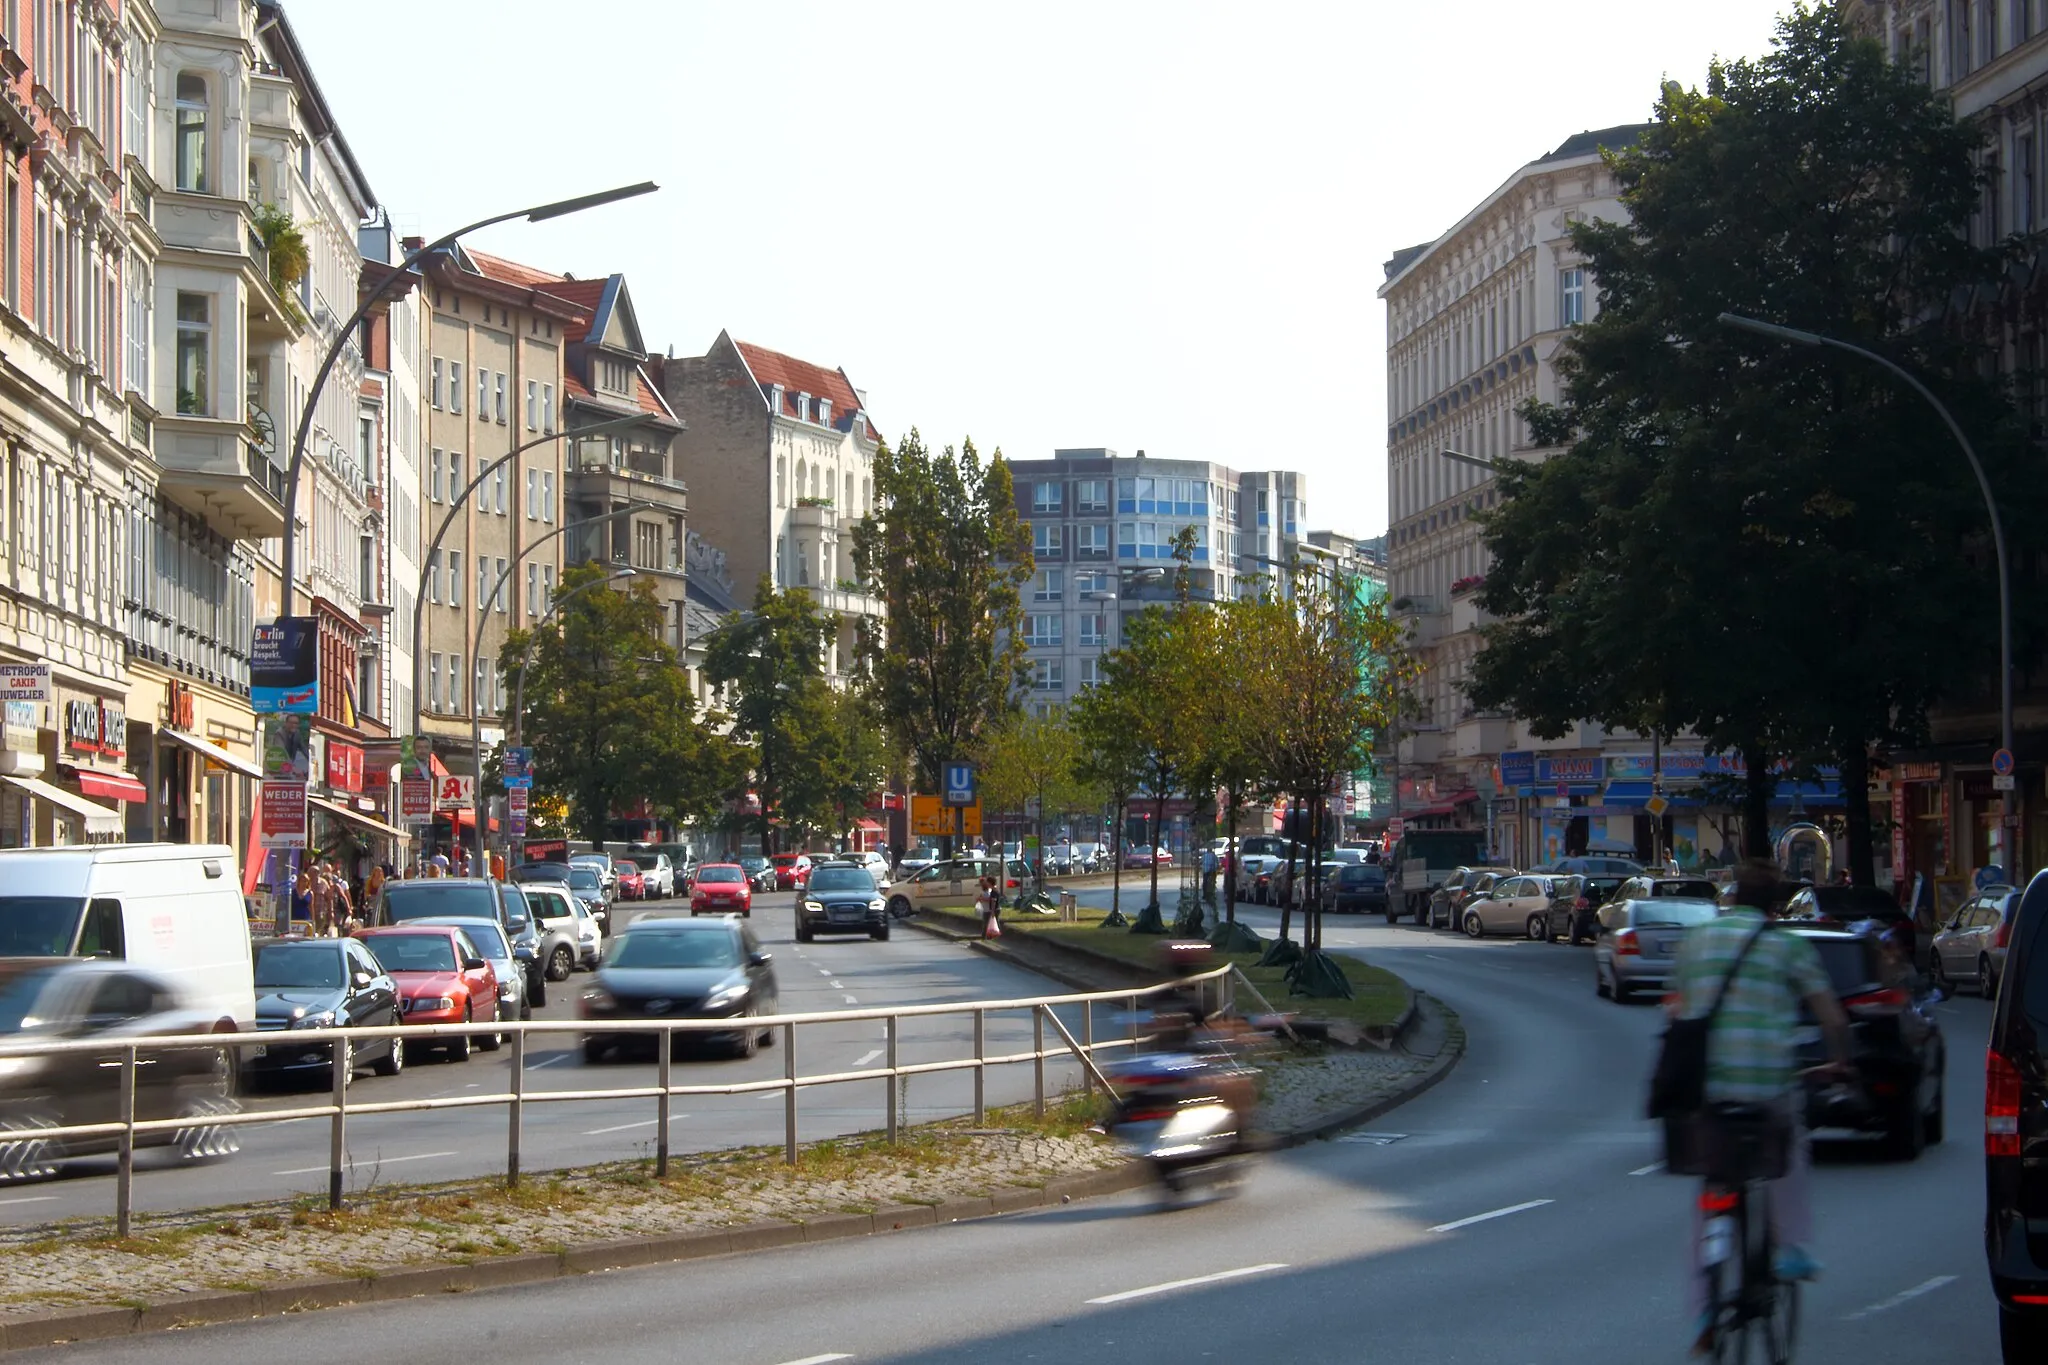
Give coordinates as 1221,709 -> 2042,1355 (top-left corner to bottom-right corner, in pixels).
813,685 -> 893,853
851,430 -> 1032,846
1072,664 -> 1152,927
978,708 -> 1088,887
512,564 -> 720,852
1468,5 -> 2045,880
701,577 -> 835,854
1179,595 -> 1279,930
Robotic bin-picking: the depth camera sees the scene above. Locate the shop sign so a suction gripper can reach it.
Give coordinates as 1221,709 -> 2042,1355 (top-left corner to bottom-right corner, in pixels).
64,698 -> 101,754
97,702 -> 124,760
1605,751 -> 1710,782
1498,751 -> 1535,789
164,680 -> 197,732
3,700 -> 37,754
260,781 -> 308,849
1892,761 -> 1943,783
434,774 -> 475,811
250,618 -> 319,714
325,741 -> 364,794
1535,756 -> 1601,785
0,663 -> 51,703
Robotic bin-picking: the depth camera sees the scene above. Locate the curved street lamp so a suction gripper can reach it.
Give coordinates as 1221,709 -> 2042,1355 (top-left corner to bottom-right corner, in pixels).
467,506 -> 653,870
277,182 -> 659,613
1717,312 -> 2017,880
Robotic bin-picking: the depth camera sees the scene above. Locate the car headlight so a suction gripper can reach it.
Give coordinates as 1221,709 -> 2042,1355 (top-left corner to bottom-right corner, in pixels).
407,996 -> 456,1013
703,983 -> 748,1011
869,899 -> 885,912
0,1055 -> 46,1080
498,978 -> 520,999
291,1009 -> 338,1030
802,900 -> 824,914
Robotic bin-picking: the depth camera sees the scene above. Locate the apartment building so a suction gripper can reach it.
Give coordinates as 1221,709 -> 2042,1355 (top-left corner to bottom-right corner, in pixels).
1001,448 -> 1309,715
355,212 -> 422,762
660,332 -> 882,682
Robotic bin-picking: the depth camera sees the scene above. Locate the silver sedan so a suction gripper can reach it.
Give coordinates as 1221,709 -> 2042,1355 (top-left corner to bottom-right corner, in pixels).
1593,897 -> 1721,1002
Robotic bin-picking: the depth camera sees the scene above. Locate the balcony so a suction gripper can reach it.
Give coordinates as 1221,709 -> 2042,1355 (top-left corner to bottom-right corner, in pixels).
789,498 -> 838,531
568,457 -> 688,512
153,417 -> 286,539
1453,712 -> 1515,758
811,584 -> 885,619
1395,595 -> 1445,645
1450,591 -> 1490,637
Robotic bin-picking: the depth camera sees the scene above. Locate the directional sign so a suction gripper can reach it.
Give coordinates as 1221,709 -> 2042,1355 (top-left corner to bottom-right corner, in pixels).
435,774 -> 476,811
912,794 -> 981,837
942,761 -> 976,807
1994,773 -> 2016,792
1992,748 -> 2016,777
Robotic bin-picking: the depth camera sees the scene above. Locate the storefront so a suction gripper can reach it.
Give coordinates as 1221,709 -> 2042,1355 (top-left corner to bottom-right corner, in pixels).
125,666 -> 263,861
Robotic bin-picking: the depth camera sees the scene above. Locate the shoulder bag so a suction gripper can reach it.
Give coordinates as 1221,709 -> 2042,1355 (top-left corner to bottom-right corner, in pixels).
1645,918 -> 1771,1120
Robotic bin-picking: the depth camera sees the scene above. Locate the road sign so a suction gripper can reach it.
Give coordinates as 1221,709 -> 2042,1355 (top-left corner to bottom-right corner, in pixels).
1644,794 -> 1670,818
507,787 -> 529,836
503,746 -> 533,789
1993,748 -> 2016,777
1385,817 -> 1405,841
434,774 -> 476,811
1994,773 -> 2017,791
911,793 -> 981,837
941,761 -> 976,807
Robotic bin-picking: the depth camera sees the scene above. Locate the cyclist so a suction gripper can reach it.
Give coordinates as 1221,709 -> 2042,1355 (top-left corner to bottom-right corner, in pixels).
1668,857 -> 1852,1355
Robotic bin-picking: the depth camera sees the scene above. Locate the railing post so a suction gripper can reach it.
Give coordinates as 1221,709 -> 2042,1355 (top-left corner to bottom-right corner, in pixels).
973,1007 -> 986,1125
329,1035 -> 349,1210
507,1027 -> 525,1188
656,1026 -> 672,1178
782,1021 -> 798,1165
1033,1005 -> 1046,1118
1129,992 -> 1140,1050
1082,1001 -> 1096,1094
115,1044 -> 136,1239
885,1014 -> 899,1144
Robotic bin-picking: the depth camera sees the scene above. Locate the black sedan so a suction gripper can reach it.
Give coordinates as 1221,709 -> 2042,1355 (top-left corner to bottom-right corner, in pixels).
1786,925 -> 1945,1160
578,916 -> 779,1063
1542,874 -> 1629,945
1325,863 -> 1390,915
248,936 -> 404,1083
796,864 -> 888,941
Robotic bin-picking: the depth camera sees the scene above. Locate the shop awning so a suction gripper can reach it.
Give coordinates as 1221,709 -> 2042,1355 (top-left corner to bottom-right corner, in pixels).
157,727 -> 264,780
857,818 -> 884,833
1770,781 -> 1842,805
308,796 -> 411,842
61,766 -> 148,804
1407,802 -> 1459,818
439,807 -> 498,832
0,774 -> 122,836
1602,782 -> 1700,808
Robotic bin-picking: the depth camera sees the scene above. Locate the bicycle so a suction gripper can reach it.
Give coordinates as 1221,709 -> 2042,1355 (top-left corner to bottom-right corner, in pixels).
1695,1107 -> 1798,1365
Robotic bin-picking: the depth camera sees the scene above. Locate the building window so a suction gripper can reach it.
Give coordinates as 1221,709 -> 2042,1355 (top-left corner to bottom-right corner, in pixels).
450,361 -> 464,413
776,457 -> 787,508
494,556 -> 509,612
2020,132 -> 2037,234
492,464 -> 507,514
542,564 -> 554,610
1079,614 -> 1108,647
541,471 -> 555,523
1559,268 -> 1586,326
449,652 -> 464,712
1076,523 -> 1109,557
526,563 -> 539,617
525,380 -> 538,430
1032,481 -> 1062,513
818,398 -> 832,427
476,555 -> 487,610
1074,568 -> 1110,596
431,357 -> 444,409
476,657 -> 490,715
450,452 -> 465,502
525,468 -> 537,520
173,73 -> 208,193
1080,657 -> 1103,688
429,652 -> 442,711
428,550 -> 442,603
1076,479 -> 1108,512
1024,613 -> 1062,648
174,293 -> 209,414
542,383 -> 554,433
359,533 -> 376,602
1031,659 -> 1063,691
795,392 -> 810,422
1033,568 -> 1063,602
476,366 -> 487,417
494,373 -> 507,424
430,448 -> 444,503
796,539 -> 810,586
1033,524 -> 1063,559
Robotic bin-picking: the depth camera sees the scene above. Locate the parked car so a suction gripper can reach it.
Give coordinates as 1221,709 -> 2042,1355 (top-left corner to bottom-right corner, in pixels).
521,883 -> 601,974
612,861 -> 646,902
896,846 -> 943,879
1430,866 -> 1515,930
1234,853 -> 1282,902
1929,885 -> 2022,997
0,960 -> 240,1173
512,861 -> 573,890
352,926 -> 502,1061
1121,845 -> 1173,870
1541,874 -> 1629,945
797,863 -> 888,942
881,857 -> 1027,919
564,864 -> 610,929
1987,869 -> 2048,1361
248,936 -> 403,1085
738,856 -> 775,892
770,853 -> 814,891
629,844 -> 690,895
1610,874 -> 1721,905
376,877 -> 548,1005
691,864 -> 754,917
1592,893 -> 1721,1002
402,915 -> 529,1023
1463,873 -> 1576,938
578,916 -> 779,1062
1545,854 -> 1646,878
1328,862 -> 1391,916
569,854 -> 619,901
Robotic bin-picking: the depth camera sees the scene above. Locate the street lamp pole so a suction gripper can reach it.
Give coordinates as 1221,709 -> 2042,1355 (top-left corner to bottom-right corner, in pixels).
510,568 -> 639,748
467,505 -> 652,874
1718,312 -> 2019,881
277,182 -> 658,616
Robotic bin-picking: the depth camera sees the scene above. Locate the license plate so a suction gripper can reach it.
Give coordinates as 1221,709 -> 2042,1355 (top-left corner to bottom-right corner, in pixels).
249,1044 -> 266,1058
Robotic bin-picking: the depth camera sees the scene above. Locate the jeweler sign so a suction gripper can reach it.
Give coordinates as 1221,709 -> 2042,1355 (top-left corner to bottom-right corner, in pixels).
0,663 -> 51,703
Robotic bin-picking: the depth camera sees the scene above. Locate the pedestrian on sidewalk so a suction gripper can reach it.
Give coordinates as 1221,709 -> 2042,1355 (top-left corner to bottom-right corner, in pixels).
978,875 -> 1002,938
308,863 -> 335,937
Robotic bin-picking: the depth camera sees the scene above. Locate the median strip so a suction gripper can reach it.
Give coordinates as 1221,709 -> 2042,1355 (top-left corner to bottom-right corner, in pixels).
1086,1262 -> 1289,1305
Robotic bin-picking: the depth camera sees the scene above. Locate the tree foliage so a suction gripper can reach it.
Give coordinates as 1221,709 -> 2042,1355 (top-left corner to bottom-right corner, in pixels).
1468,5 -> 2046,879
701,578 -> 835,852
852,430 -> 1032,812
978,708 -> 1089,882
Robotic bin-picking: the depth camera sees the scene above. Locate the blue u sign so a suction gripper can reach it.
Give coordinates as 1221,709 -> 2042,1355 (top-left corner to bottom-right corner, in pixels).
943,762 -> 976,805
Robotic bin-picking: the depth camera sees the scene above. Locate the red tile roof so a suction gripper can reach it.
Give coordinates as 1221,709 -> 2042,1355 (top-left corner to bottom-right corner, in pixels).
733,341 -> 876,441
462,248 -> 571,292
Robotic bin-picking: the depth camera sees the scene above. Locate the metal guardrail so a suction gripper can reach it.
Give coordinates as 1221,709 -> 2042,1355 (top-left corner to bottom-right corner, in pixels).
0,967 -> 1235,1237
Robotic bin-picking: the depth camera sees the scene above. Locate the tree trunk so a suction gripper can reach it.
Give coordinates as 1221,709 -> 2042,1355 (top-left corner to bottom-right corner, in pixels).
1110,794 -> 1125,916
1742,747 -> 1772,860
1148,786 -> 1167,909
1225,783 -> 1240,925
1839,740 -> 1875,887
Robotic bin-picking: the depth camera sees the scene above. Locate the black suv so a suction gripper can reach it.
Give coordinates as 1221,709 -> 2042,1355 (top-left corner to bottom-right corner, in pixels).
1988,869 -> 2048,1362
796,863 -> 887,942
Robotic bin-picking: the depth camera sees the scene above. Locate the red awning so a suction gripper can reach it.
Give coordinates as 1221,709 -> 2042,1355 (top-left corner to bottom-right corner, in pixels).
1447,789 -> 1481,805
65,767 -> 148,803
856,818 -> 884,833
441,807 -> 499,832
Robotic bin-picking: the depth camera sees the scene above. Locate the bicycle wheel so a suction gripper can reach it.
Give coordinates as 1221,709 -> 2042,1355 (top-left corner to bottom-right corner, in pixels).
1763,1278 -> 1799,1365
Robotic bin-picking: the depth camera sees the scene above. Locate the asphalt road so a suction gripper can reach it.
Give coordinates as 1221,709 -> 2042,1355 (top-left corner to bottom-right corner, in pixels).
23,903 -> 2003,1363
2,891 -> 1121,1226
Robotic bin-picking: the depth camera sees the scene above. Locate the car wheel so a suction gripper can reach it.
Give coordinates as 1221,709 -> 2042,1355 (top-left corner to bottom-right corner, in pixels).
1611,970 -> 1632,1004
796,923 -> 814,943
1384,906 -> 1398,924
888,896 -> 913,920
372,1034 -> 404,1077
1463,912 -> 1483,939
1979,954 -> 1996,997
733,1007 -> 759,1059
582,1039 -> 608,1065
871,924 -> 890,941
547,944 -> 575,982
167,1089 -> 242,1162
448,1011 -> 472,1062
1929,953 -> 1952,996
1595,962 -> 1611,998
478,1014 -> 503,1051
1527,914 -> 1548,942
1568,920 -> 1584,947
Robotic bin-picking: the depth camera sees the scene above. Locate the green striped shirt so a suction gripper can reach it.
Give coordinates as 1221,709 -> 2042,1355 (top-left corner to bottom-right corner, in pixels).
1671,909 -> 1831,1104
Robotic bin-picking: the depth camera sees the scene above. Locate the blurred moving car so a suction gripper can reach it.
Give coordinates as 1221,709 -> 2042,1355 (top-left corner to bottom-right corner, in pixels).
612,861 -> 646,902
520,884 -> 601,975
0,960 -> 241,1174
691,864 -> 754,917
352,926 -> 502,1061
248,936 -> 404,1083
1929,885 -> 2021,997
579,916 -> 780,1062
1987,871 -> 2048,1361
797,864 -> 888,942
1592,893 -> 1721,1002
770,853 -> 813,891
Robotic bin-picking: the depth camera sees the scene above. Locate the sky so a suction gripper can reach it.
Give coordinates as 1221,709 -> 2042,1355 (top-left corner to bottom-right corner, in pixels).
287,0 -> 1801,540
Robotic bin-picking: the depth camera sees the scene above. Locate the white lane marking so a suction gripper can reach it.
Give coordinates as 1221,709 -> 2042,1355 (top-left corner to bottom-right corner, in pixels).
1843,1275 -> 1958,1321
585,1119 -> 658,1135
1629,1161 -> 1666,1176
852,1049 -> 883,1067
0,1196 -> 57,1206
829,980 -> 844,989
1086,1262 -> 1288,1305
842,994 -> 859,1004
769,1355 -> 853,1365
817,968 -> 832,976
1428,1199 -> 1553,1233
527,1054 -> 568,1070
274,1150 -> 458,1176
1423,953 -> 1451,961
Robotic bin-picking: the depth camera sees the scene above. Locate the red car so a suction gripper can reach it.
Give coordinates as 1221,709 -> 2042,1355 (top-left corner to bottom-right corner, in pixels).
612,860 -> 646,901
354,925 -> 502,1060
770,853 -> 812,891
691,863 -> 754,917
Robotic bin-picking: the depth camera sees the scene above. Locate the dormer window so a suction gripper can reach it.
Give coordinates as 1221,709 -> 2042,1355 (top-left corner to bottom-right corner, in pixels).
769,383 -> 785,416
818,398 -> 832,427
796,392 -> 811,423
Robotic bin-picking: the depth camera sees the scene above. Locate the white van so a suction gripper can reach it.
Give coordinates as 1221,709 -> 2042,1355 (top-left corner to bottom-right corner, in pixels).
0,844 -> 255,1032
